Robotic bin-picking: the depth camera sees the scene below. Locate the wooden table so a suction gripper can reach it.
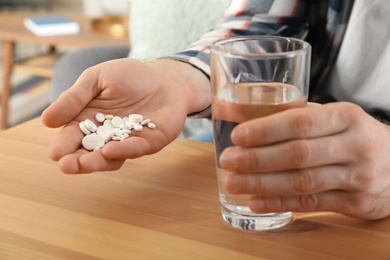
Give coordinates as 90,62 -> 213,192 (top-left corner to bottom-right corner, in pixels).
0,118 -> 390,259
0,12 -> 129,130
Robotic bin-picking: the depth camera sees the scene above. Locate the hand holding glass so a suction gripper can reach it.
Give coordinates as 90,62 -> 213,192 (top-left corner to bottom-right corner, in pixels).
210,36 -> 311,231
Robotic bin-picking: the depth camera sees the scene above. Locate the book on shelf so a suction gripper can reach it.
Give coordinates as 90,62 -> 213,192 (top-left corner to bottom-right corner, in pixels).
24,15 -> 80,37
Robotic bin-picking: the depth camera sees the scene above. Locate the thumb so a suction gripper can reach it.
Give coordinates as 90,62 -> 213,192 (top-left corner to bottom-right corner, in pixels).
42,68 -> 99,128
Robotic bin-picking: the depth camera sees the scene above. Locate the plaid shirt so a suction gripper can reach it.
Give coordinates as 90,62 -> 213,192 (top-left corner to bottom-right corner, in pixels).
168,0 -> 355,117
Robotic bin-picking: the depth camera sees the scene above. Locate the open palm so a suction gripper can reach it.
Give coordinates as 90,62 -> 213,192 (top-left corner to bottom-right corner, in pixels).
42,58 -> 201,174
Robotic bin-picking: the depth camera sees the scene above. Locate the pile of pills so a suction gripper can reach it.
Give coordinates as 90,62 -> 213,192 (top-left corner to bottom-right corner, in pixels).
79,112 -> 156,151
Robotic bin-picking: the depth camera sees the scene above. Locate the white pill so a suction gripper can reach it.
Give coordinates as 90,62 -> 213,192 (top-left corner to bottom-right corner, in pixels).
79,121 -> 91,135
112,116 -> 124,128
103,120 -> 115,129
147,122 -> 156,129
95,113 -> 105,123
79,113 -> 156,151
119,124 -> 130,130
94,135 -> 106,151
119,129 -> 131,135
82,134 -> 100,151
120,133 -> 129,141
112,128 -> 121,135
128,114 -> 143,124
84,119 -> 97,133
141,119 -> 151,126
134,124 -> 143,131
125,121 -> 137,129
112,136 -> 121,141
96,125 -> 114,143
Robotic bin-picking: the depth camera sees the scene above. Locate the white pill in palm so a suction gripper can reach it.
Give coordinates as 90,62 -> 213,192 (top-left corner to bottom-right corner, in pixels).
79,113 -> 156,151
79,121 -> 91,135
128,114 -> 143,123
147,122 -> 156,129
112,128 -> 120,135
82,134 -> 99,151
120,133 -> 129,141
141,119 -> 151,125
96,125 -> 114,143
119,129 -> 131,135
95,112 -> 105,123
103,120 -> 115,129
119,124 -> 130,130
112,135 -> 121,141
84,119 -> 97,133
134,124 -> 143,131
94,135 -> 106,151
125,121 -> 137,129
112,116 -> 124,128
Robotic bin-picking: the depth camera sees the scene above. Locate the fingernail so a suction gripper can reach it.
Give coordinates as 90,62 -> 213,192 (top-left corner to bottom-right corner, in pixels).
231,127 -> 247,146
219,149 -> 235,170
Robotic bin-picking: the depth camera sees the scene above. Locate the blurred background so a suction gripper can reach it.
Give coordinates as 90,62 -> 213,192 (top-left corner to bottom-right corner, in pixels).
0,0 -> 130,128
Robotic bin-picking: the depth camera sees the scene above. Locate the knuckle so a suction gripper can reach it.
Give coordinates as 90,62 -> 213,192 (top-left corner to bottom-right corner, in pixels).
291,169 -> 315,194
288,140 -> 310,167
291,113 -> 315,138
241,125 -> 267,145
354,137 -> 377,162
247,149 -> 261,170
251,175 -> 264,192
358,136 -> 376,151
341,104 -> 380,162
347,194 -> 372,215
298,194 -> 318,211
342,102 -> 366,124
354,169 -> 377,189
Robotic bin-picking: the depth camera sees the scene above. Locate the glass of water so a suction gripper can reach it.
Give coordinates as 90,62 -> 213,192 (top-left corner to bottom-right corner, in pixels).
210,36 -> 311,231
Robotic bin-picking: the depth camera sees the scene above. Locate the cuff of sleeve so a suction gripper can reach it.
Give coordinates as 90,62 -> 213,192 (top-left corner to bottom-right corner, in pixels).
186,105 -> 211,119
161,52 -> 211,79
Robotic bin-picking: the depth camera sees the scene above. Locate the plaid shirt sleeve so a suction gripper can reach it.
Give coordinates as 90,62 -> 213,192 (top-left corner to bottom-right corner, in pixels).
165,0 -> 309,77
162,0 -> 354,117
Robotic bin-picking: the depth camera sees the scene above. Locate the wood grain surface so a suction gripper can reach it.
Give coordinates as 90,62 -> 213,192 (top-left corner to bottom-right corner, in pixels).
0,118 -> 389,259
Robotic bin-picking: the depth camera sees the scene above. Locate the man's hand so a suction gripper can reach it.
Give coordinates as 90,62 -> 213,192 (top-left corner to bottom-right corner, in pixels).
220,102 -> 390,220
42,58 -> 210,174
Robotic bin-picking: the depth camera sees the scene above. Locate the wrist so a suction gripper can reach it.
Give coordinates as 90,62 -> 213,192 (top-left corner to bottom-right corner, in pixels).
151,58 -> 212,116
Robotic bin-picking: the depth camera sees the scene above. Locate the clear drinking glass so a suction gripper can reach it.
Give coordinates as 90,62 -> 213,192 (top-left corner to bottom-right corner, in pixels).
210,36 -> 311,231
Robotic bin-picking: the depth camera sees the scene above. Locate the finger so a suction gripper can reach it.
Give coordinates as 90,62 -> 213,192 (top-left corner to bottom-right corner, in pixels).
224,165 -> 349,195
57,130 -> 168,173
248,191 -> 346,214
219,134 -> 351,172
102,130 -> 170,160
42,69 -> 99,128
58,150 -> 125,174
306,102 -> 322,107
248,191 -> 380,220
79,151 -> 125,173
231,102 -> 351,148
57,150 -> 86,174
48,122 -> 84,161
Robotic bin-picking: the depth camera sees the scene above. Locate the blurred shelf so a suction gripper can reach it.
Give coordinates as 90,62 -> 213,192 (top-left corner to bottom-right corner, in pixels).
13,52 -> 62,77
0,0 -> 51,10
